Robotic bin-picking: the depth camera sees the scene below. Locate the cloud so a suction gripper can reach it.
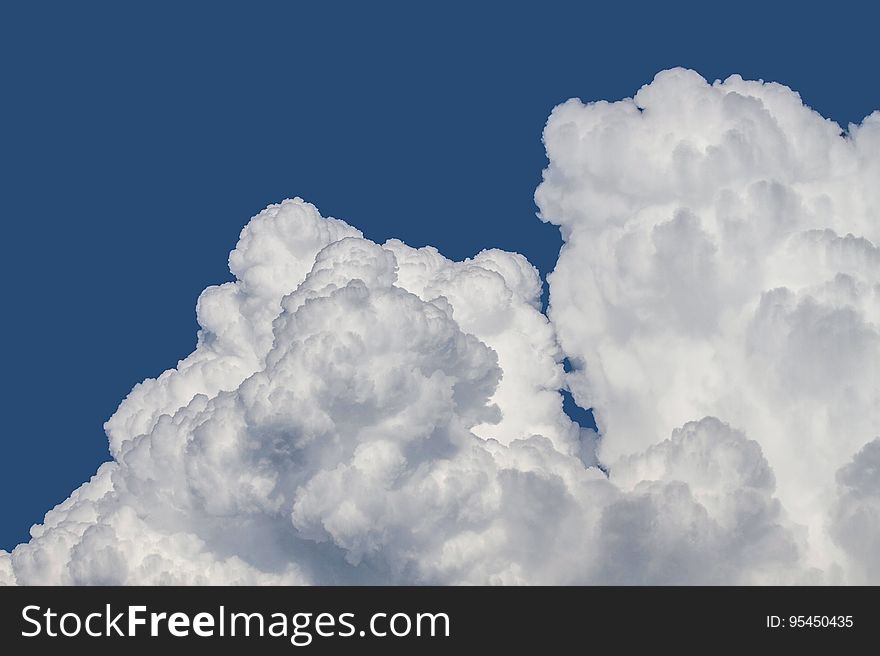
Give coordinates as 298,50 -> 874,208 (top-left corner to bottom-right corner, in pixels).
104,199 -> 363,458
0,200 -> 601,584
537,67 -> 879,578
0,196 -> 811,584
1,69 -> 876,585
831,439 -> 880,583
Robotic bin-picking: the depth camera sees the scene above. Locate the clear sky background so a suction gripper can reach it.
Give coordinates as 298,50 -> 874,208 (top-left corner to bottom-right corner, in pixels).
1,1 -> 877,550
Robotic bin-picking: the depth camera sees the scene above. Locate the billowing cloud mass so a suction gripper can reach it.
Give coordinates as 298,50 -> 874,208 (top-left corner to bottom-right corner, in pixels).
0,200 -> 602,585
537,68 -> 879,581
1,69 -> 876,585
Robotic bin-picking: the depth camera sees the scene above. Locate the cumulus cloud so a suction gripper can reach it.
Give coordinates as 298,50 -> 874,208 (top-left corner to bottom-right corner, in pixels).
0,200 -> 601,584
1,69 -> 875,585
537,67 -> 879,579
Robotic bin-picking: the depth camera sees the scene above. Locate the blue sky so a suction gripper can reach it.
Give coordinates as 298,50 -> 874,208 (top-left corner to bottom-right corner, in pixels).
1,1 -> 877,550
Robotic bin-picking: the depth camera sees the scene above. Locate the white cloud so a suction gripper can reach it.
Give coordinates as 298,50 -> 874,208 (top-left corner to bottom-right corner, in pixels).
537,67 -> 879,579
1,69 -> 876,584
105,199 -> 362,458
0,199 -> 608,584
